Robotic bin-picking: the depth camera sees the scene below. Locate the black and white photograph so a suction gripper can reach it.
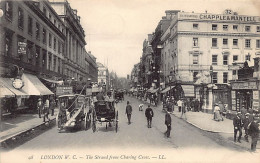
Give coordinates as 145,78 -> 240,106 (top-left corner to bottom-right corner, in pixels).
0,0 -> 260,162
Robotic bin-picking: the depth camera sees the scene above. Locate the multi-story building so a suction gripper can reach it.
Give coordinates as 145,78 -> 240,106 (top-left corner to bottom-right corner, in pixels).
0,0 -> 65,79
0,0 -> 66,112
50,0 -> 92,82
86,51 -> 98,83
160,9 -> 260,112
141,34 -> 153,89
97,62 -> 109,92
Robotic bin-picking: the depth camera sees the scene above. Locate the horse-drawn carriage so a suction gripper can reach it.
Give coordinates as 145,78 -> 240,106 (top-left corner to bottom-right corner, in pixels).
114,90 -> 124,102
56,94 -> 92,132
92,98 -> 118,132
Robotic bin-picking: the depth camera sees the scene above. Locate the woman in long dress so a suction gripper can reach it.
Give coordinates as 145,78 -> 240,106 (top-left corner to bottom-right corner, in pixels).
214,103 -> 222,121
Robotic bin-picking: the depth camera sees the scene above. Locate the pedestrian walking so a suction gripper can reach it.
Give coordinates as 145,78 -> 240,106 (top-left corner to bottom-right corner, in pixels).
165,111 -> 172,138
213,103 -> 223,121
50,97 -> 55,116
177,99 -> 183,112
145,104 -> 154,128
180,101 -> 187,120
125,101 -> 132,125
37,98 -> 43,118
243,113 -> 250,142
43,97 -> 50,122
194,99 -> 200,112
248,117 -> 259,152
233,112 -> 242,143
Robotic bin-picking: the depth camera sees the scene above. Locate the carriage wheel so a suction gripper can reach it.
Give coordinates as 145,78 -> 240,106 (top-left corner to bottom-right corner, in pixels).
84,113 -> 88,130
115,111 -> 118,133
92,110 -> 96,133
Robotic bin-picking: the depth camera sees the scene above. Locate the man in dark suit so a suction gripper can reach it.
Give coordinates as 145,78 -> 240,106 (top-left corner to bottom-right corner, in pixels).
145,104 -> 154,128
125,101 -> 132,125
233,112 -> 242,143
248,117 -> 259,152
165,111 -> 172,138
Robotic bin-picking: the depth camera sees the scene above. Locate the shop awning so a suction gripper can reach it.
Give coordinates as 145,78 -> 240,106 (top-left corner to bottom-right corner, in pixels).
42,78 -> 64,85
182,85 -> 195,97
22,73 -> 53,95
0,83 -> 15,98
0,78 -> 28,97
161,87 -> 171,94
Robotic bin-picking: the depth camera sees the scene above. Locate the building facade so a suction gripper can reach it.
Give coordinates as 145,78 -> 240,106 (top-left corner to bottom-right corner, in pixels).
97,62 -> 109,92
50,0 -> 97,82
0,0 -> 65,79
160,9 -> 260,112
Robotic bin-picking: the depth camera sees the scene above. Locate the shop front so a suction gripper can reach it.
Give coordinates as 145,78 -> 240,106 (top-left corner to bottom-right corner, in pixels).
231,80 -> 259,112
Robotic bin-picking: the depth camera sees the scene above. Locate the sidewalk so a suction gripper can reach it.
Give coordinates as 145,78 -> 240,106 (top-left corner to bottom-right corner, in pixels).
132,96 -> 259,151
0,109 -> 58,142
172,111 -> 233,133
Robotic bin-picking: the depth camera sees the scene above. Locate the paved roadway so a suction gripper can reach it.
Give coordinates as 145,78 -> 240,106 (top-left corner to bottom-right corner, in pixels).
2,96 -> 259,163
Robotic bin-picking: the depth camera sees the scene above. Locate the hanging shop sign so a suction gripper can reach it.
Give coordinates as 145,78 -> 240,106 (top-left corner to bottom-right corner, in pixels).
18,42 -> 27,55
12,78 -> 24,89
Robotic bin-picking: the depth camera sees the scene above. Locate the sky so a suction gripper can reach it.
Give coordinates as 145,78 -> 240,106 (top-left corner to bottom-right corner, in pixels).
68,0 -> 260,78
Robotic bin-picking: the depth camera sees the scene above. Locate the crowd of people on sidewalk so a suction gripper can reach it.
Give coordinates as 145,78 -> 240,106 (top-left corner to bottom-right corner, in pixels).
37,95 -> 56,123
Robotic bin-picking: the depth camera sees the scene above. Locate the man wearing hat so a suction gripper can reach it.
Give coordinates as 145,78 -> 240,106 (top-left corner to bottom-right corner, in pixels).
145,104 -> 154,128
233,112 -> 243,143
37,98 -> 43,118
125,101 -> 132,125
248,116 -> 259,152
165,111 -> 172,138
243,113 -> 250,142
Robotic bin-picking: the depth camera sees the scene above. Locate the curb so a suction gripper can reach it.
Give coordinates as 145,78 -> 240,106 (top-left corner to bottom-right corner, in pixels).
0,117 -> 56,149
170,113 -> 234,134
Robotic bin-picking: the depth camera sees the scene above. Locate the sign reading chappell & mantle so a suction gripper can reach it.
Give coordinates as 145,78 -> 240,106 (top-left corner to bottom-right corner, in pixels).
178,12 -> 260,22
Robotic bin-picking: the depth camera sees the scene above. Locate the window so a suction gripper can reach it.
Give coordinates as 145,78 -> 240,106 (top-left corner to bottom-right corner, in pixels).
256,40 -> 260,48
49,33 -> 52,47
193,71 -> 199,82
18,7 -> 24,29
212,55 -> 218,65
223,25 -> 228,30
5,1 -> 13,20
233,39 -> 238,46
212,72 -> 218,83
193,55 -> 198,64
54,37 -> 56,50
257,26 -> 260,32
245,39 -> 251,48
35,46 -> 40,66
232,70 -> 237,75
212,24 -> 217,30
212,38 -> 217,47
223,38 -> 228,45
193,38 -> 198,47
5,33 -> 12,56
53,56 -> 56,72
28,16 -> 33,34
54,19 -> 56,26
48,53 -> 52,70
42,28 -> 46,44
223,55 -> 228,65
58,41 -> 61,53
49,13 -> 52,20
233,55 -> 238,62
245,26 -> 251,32
193,23 -> 198,29
36,22 -> 40,40
245,54 -> 251,61
233,25 -> 238,30
43,7 -> 46,16
223,72 -> 228,83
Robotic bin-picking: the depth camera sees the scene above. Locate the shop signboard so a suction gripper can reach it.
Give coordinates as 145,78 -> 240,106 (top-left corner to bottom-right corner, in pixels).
18,42 -> 27,55
253,91 -> 259,100
56,86 -> 73,96
231,81 -> 257,90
